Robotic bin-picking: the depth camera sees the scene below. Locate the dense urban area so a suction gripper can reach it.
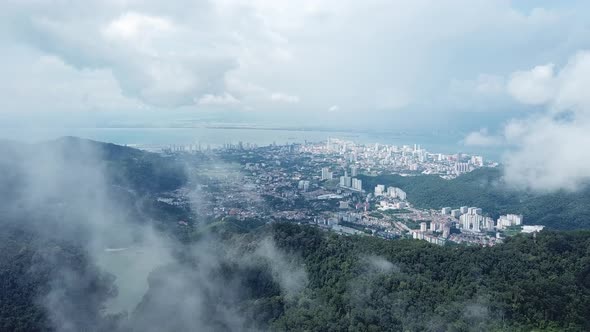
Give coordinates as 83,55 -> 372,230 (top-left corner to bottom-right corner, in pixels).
145,138 -> 543,247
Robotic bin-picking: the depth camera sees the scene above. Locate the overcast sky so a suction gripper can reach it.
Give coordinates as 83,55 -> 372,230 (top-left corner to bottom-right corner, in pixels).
0,1 -> 588,126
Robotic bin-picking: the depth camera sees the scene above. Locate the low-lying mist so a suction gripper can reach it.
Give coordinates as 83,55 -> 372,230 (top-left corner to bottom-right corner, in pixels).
0,137 -> 308,331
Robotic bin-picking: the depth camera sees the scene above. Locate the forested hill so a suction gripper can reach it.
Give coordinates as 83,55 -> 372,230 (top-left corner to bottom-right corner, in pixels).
0,138 -> 188,331
0,137 -> 187,196
120,220 -> 590,331
4,218 -> 589,331
0,225 -> 119,332
359,168 -> 590,230
266,222 -> 590,331
0,138 -> 589,331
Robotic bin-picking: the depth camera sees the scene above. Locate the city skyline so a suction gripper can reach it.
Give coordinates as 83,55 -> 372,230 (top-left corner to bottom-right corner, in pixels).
146,136 -> 539,247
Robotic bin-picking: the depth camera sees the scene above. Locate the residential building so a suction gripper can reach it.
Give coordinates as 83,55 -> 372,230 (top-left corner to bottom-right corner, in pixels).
321,167 -> 333,180
374,184 -> 385,196
352,178 -> 363,191
496,214 -> 523,230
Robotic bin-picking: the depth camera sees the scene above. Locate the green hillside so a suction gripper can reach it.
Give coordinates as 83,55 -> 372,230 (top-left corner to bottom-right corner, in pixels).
360,168 -> 590,230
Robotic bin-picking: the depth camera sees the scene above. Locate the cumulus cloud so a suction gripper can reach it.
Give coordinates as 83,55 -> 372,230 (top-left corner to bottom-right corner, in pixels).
6,3 -> 236,108
502,116 -> 590,191
507,64 -> 556,105
552,53 -> 590,112
481,51 -> 590,191
463,129 -> 503,147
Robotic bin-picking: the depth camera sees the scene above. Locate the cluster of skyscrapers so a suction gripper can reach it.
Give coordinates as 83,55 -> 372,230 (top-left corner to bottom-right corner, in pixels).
374,185 -> 407,200
321,166 -> 362,191
320,167 -> 363,191
440,206 -> 524,233
318,138 -> 489,178
458,207 -> 495,232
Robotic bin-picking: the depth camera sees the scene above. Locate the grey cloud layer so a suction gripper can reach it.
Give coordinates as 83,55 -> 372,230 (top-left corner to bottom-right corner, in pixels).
2,0 -> 589,113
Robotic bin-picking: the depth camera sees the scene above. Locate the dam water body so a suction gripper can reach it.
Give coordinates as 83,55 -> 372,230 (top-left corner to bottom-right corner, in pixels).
96,246 -> 174,314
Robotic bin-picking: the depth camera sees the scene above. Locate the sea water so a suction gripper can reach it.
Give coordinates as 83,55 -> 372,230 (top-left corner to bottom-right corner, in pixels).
0,126 -> 503,161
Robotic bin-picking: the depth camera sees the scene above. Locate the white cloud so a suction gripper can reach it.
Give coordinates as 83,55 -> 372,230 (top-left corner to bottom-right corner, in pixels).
507,64 -> 556,105
197,92 -> 240,106
6,3 -> 236,108
502,116 -> 590,191
506,50 -> 590,117
0,48 -> 143,115
553,52 -> 590,112
328,105 -> 340,112
463,129 -> 503,147
101,12 -> 175,42
489,50 -> 590,191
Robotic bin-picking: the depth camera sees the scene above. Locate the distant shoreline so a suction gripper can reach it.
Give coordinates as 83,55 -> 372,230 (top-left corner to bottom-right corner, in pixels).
204,125 -> 362,134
